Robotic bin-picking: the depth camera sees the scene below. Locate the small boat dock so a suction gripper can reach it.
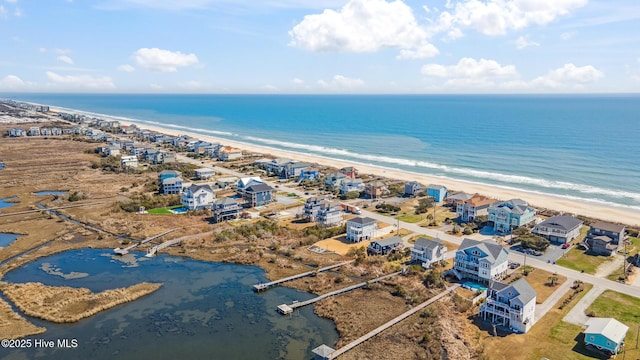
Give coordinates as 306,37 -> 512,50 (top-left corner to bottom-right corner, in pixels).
253,260 -> 353,292
113,229 -> 177,255
277,271 -> 402,315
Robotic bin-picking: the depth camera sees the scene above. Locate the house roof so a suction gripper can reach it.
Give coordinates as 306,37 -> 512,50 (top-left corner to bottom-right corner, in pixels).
427,184 -> 446,191
536,215 -> 583,231
186,184 -> 213,194
490,278 -> 536,305
162,177 -> 183,185
584,318 -> 629,344
372,236 -> 402,247
459,238 -> 508,264
238,177 -> 262,188
159,170 -> 180,176
465,194 -> 496,207
414,237 -> 446,252
246,183 -> 273,193
489,199 -> 535,215
195,167 -> 215,173
347,217 -> 376,225
447,192 -> 472,201
591,221 -> 625,233
214,197 -> 238,206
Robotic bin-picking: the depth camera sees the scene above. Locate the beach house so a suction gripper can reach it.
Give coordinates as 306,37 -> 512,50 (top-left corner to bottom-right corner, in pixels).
479,278 -> 537,333
585,221 -> 627,256
339,166 -> 358,178
456,194 -> 495,222
195,168 -> 215,180
367,236 -> 403,256
411,237 -> 447,268
532,215 -> 583,244
339,179 -> 365,195
218,146 -> 243,161
120,155 -> 139,169
346,217 -> 377,242
298,168 -> 320,182
236,177 -> 275,207
161,177 -> 183,195
325,172 -> 347,191
446,192 -> 472,206
8,128 -> 26,137
404,181 -> 423,197
211,197 -> 242,223
284,161 -> 311,179
365,181 -> 389,199
317,202 -> 343,227
487,199 -> 537,233
583,317 -> 629,355
181,184 -> 215,210
453,238 -> 509,284
303,197 -> 325,222
426,184 -> 447,202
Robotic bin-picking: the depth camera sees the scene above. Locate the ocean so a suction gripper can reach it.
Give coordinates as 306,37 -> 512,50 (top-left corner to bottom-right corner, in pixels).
4,93 -> 640,210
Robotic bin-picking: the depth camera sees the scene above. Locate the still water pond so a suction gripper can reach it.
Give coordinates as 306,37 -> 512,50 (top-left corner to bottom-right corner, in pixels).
2,249 -> 338,359
34,191 -> 68,196
0,197 -> 17,210
0,233 -> 20,247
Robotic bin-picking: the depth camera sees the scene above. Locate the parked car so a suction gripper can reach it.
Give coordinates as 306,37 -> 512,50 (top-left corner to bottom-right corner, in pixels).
562,243 -> 571,249
509,262 -> 521,269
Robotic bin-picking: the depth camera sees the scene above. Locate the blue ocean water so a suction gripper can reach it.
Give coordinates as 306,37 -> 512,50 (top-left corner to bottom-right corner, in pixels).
4,93 -> 640,210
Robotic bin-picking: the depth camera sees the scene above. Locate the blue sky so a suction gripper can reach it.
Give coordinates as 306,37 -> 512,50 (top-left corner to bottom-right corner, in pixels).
0,0 -> 639,93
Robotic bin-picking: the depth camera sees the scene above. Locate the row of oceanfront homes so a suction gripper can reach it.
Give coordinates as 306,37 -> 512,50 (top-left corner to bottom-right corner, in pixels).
3,101 -> 633,355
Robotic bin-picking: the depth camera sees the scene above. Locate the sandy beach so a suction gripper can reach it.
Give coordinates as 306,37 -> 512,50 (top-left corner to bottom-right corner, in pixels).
49,107 -> 640,227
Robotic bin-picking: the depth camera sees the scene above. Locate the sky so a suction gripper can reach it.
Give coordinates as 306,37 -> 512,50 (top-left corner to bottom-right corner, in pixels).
0,0 -> 639,94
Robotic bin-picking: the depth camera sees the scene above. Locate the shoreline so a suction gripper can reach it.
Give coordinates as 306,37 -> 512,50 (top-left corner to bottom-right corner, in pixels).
103,117 -> 640,227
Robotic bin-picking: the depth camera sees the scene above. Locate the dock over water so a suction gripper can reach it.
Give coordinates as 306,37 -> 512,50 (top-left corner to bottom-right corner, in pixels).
113,229 -> 177,255
253,260 -> 353,292
277,271 -> 402,315
313,284 -> 460,359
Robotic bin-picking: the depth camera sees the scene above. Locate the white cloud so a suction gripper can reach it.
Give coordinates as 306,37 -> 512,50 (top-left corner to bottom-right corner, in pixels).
291,77 -> 304,85
535,63 -> 603,85
54,48 -> 70,55
5,0 -> 18,4
117,64 -> 135,72
46,71 -> 115,89
560,31 -> 576,40
432,0 -> 588,37
515,35 -> 539,49
0,74 -> 25,89
149,83 -> 164,90
421,57 -> 517,79
262,84 -> 278,92
132,47 -> 199,72
57,55 -> 74,65
38,47 -> 47,53
289,0 -> 437,59
318,75 -> 364,90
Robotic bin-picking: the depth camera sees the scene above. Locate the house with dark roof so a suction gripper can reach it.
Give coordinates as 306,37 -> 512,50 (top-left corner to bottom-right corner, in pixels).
243,183 -> 275,207
339,179 -> 365,195
324,172 -> 347,190
586,221 -> 626,256
368,236 -> 403,255
317,202 -> 342,227
446,192 -> 472,205
181,184 -> 215,210
303,197 -> 325,222
479,278 -> 537,333
453,238 -> 509,284
284,161 -> 311,179
411,237 -> 447,268
211,197 -> 242,223
161,177 -> 183,195
487,199 -> 537,233
583,317 -> 629,355
532,215 -> 583,244
456,193 -> 495,222
404,181 -> 423,197
346,217 -> 377,242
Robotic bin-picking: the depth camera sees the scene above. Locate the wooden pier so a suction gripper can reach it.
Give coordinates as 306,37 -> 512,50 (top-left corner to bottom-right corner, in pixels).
313,284 -> 460,360
113,229 -> 177,255
277,271 -> 402,315
253,261 -> 353,292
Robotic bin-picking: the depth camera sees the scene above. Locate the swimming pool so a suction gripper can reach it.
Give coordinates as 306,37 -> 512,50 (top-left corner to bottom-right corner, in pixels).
461,281 -> 487,292
171,207 -> 189,214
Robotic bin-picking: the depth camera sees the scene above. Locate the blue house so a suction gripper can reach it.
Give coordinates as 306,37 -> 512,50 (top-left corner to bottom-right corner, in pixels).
426,184 -> 447,202
583,318 -> 629,355
158,170 -> 181,182
298,168 -> 320,182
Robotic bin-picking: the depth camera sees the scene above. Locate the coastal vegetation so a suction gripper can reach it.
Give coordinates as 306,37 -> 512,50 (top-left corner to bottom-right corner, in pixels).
0,297 -> 46,339
0,281 -> 162,323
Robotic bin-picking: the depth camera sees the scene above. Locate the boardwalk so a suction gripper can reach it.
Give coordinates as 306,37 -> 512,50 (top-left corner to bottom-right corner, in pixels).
0,201 -> 108,217
113,229 -> 177,255
314,284 -> 460,360
277,271 -> 402,315
253,261 -> 353,292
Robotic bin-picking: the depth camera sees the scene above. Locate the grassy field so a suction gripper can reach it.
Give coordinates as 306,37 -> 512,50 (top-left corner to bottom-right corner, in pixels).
147,205 -> 183,215
395,213 -> 425,223
556,249 -> 613,274
586,290 -> 640,358
481,283 -> 596,360
501,267 -> 567,304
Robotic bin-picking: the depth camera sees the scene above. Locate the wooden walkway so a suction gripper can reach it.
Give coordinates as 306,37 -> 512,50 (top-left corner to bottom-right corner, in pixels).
0,201 -> 108,217
253,261 -> 353,292
114,229 -> 177,255
277,271 -> 402,315
314,284 -> 460,360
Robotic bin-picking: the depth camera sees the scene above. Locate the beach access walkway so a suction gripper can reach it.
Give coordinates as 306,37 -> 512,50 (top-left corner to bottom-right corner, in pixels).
113,229 -> 177,255
277,271 -> 402,315
253,260 -> 353,292
313,284 -> 460,360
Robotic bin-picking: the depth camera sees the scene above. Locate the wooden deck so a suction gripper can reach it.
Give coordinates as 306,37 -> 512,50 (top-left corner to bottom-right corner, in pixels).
277,271 -> 402,315
314,284 -> 460,359
253,260 -> 353,292
113,229 -> 177,255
